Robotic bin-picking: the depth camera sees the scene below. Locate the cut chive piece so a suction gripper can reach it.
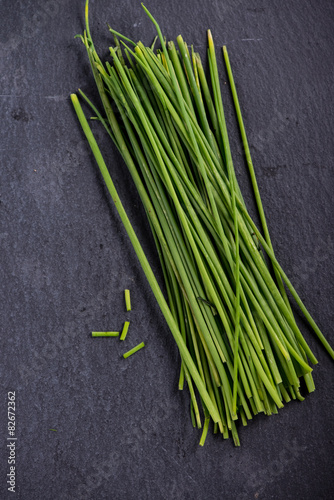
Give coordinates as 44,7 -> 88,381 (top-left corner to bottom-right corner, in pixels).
120,321 -> 130,341
123,342 -> 145,359
125,289 -> 131,311
92,331 -> 119,337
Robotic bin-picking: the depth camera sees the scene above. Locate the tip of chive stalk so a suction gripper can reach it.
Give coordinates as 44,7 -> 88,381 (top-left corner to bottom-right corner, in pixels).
141,3 -> 151,19
70,93 -> 78,106
207,29 -> 214,48
134,45 -> 143,58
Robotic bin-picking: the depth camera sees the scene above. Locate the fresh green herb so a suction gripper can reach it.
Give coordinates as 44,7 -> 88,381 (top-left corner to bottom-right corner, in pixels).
120,321 -> 130,341
71,0 -> 333,445
124,289 -> 131,312
70,93 -> 220,423
123,342 -> 146,359
92,331 -> 119,337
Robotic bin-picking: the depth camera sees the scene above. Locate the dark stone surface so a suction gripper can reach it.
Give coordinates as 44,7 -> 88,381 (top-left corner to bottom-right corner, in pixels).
0,1 -> 333,499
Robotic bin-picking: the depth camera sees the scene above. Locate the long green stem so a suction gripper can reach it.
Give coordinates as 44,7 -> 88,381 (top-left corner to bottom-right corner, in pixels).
207,31 -> 241,417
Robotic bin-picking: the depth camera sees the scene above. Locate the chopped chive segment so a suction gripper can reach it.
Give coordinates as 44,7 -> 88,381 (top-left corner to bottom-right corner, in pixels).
120,321 -> 130,341
125,289 -> 131,311
92,331 -> 119,337
123,342 -> 145,359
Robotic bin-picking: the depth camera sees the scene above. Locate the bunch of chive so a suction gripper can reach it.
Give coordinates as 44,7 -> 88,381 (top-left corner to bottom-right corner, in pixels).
71,1 -> 333,446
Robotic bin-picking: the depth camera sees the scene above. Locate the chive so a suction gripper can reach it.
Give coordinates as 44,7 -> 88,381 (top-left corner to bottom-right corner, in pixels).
207,30 -> 241,417
199,417 -> 210,446
124,289 -> 131,311
72,1 -> 334,445
120,321 -> 130,341
123,342 -> 146,359
70,93 -> 220,422
92,331 -> 119,337
222,45 -> 293,317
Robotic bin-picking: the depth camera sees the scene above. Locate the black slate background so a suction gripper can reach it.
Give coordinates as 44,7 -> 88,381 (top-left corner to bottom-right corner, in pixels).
1,1 -> 334,499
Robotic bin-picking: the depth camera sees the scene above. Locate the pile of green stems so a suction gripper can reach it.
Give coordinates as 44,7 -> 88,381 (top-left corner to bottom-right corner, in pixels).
71,2 -> 334,446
